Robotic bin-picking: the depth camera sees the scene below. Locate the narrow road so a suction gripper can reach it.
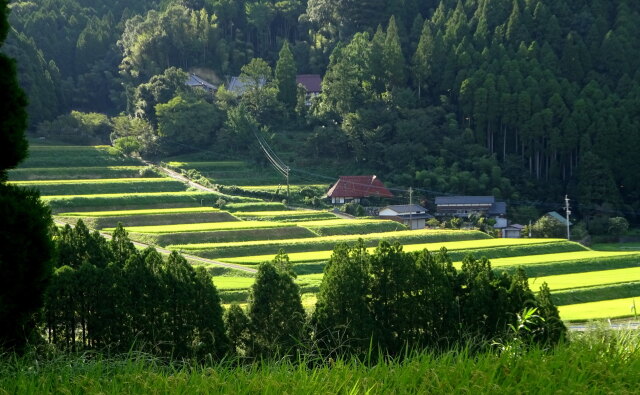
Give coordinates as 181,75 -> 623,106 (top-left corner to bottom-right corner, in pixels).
54,219 -> 257,274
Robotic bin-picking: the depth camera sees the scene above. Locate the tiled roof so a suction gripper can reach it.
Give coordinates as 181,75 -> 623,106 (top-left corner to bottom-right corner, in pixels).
296,74 -> 322,93
489,201 -> 507,216
227,76 -> 266,94
185,74 -> 217,91
546,211 -> 571,226
326,175 -> 393,198
435,196 -> 496,205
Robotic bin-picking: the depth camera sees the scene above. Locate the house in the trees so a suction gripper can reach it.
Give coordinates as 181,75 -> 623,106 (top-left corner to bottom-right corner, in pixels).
435,196 -> 507,227
185,74 -> 217,93
296,74 -> 322,105
227,76 -> 266,95
543,211 -> 571,227
379,204 -> 432,230
326,175 -> 393,205
502,224 -> 524,238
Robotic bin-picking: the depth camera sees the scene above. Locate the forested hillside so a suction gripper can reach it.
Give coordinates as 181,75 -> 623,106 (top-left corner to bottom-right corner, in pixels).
4,0 -> 640,224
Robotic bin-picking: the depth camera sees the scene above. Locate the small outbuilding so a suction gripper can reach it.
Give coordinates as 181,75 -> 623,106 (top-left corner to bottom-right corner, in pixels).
502,224 -> 524,238
326,175 -> 393,205
379,204 -> 432,230
435,196 -> 507,221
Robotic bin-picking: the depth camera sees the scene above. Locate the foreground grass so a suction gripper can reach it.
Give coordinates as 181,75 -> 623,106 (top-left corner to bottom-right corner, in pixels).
2,331 -> 639,393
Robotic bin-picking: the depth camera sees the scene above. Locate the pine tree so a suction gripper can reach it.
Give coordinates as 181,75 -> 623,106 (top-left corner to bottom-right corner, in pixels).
0,2 -> 53,350
383,15 -> 406,89
246,253 -> 306,358
275,41 -> 297,109
312,242 -> 373,356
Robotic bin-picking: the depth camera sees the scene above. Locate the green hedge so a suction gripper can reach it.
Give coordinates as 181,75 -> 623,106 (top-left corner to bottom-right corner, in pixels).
224,202 -> 288,212
24,179 -> 186,196
551,282 -> 640,306
56,211 -> 238,230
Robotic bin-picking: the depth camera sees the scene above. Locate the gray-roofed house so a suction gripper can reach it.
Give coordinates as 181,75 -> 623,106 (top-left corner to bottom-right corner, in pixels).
379,204 -> 432,230
227,76 -> 266,95
544,211 -> 571,227
435,196 -> 507,226
185,74 -> 217,93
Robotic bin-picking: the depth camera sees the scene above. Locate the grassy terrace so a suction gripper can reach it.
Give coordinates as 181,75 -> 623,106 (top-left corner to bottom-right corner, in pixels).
43,191 -> 258,212
58,207 -> 221,217
8,166 -> 151,180
168,229 -> 490,254
216,239 -> 576,264
11,178 -> 187,195
532,267 -> 640,291
107,220 -> 297,234
558,296 -> 640,321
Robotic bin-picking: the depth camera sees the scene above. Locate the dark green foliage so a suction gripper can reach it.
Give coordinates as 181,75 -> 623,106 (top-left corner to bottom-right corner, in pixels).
0,2 -> 53,351
44,225 -> 229,359
245,251 -> 306,358
275,41 -> 297,109
314,241 -> 565,357
0,185 -> 53,350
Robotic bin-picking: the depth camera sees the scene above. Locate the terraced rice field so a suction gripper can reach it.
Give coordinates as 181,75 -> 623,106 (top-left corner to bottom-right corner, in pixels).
13,143 -> 640,321
558,297 -> 640,321
109,221 -> 296,234
532,267 -> 640,291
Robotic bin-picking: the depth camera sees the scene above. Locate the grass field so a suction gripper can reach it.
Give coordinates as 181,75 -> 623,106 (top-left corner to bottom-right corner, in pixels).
128,227 -> 318,246
558,296 -> 640,321
302,220 -> 408,235
223,202 -> 287,212
11,178 -> 187,195
234,210 -> 336,221
532,267 -> 640,291
58,212 -> 238,230
109,221 -> 297,234
58,207 -> 221,217
167,229 -> 491,257
43,191 -> 257,211
2,331 -> 639,393
19,147 -> 140,168
218,239 -> 577,265
8,166 -> 152,180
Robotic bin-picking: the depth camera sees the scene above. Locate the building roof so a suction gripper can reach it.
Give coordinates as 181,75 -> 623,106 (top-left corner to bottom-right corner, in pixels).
185,74 -> 217,91
381,204 -> 427,214
395,213 -> 433,220
488,201 -> 507,216
505,224 -> 525,230
227,76 -> 266,94
296,74 -> 322,93
546,211 -> 571,226
326,175 -> 393,199
435,196 -> 496,205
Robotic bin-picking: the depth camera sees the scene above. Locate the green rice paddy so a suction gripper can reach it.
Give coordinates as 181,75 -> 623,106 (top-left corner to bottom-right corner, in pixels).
109,221 -> 296,234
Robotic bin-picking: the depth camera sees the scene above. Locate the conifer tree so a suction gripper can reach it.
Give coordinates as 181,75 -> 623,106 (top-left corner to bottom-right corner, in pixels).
383,15 -> 406,89
275,41 -> 297,109
246,252 -> 306,358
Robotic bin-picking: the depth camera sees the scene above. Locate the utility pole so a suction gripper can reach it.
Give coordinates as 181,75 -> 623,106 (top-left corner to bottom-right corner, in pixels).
564,195 -> 571,240
285,166 -> 290,199
409,187 -> 413,230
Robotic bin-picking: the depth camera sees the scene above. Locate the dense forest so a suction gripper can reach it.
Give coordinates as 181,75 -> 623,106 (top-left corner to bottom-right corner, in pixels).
4,0 -> 640,225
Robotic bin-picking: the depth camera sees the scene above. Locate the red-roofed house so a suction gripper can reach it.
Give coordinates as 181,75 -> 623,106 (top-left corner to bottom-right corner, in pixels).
326,175 -> 393,204
296,74 -> 322,105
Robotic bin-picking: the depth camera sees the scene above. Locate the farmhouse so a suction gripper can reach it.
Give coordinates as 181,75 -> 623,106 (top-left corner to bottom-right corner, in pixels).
379,204 -> 432,230
435,196 -> 507,224
227,76 -> 266,95
185,74 -> 217,93
326,175 -> 393,205
296,74 -> 322,105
